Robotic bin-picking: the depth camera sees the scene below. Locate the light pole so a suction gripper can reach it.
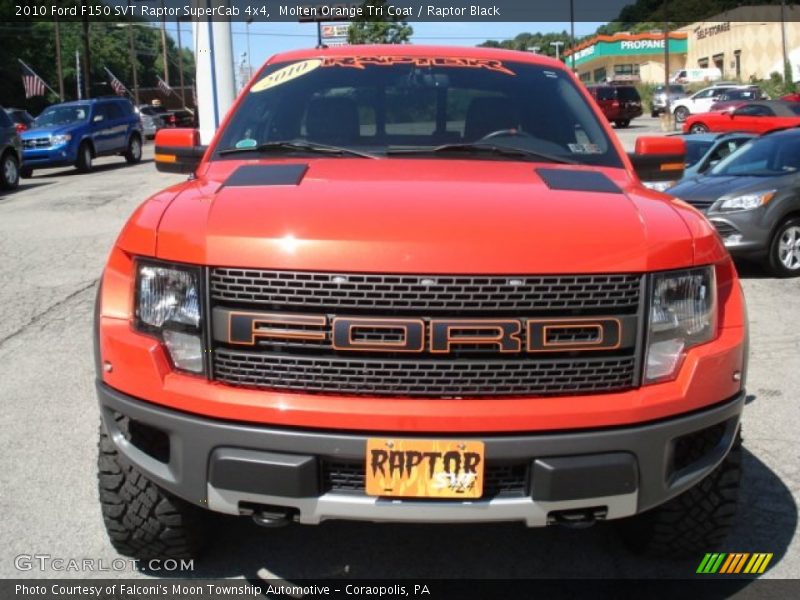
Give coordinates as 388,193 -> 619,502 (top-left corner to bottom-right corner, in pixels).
176,18 -> 186,108
527,46 -> 540,54
550,41 -> 563,62
570,0 -> 575,72
246,17 -> 254,79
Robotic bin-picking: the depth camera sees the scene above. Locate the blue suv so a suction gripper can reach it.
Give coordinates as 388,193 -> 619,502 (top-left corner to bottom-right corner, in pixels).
20,97 -> 142,176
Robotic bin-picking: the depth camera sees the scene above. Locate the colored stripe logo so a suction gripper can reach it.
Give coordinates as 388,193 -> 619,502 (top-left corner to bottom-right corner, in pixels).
697,553 -> 773,574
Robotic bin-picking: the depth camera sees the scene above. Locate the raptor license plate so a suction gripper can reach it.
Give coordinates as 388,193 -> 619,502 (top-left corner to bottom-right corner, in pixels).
365,438 -> 484,498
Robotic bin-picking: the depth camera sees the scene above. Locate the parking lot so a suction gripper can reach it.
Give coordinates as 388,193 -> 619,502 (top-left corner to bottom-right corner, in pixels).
0,116 -> 798,582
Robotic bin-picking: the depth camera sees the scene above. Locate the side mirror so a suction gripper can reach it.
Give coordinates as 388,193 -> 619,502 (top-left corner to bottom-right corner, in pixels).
92,115 -> 104,123
629,136 -> 685,184
154,128 -> 206,174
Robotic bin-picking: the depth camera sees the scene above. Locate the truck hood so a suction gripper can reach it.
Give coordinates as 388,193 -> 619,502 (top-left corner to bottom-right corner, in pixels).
151,159 -> 705,274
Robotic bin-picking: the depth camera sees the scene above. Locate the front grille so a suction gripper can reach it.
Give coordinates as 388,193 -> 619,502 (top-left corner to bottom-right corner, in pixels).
209,268 -> 643,398
323,459 -> 529,498
210,269 -> 642,313
23,137 -> 50,149
687,199 -> 714,210
213,350 -> 637,397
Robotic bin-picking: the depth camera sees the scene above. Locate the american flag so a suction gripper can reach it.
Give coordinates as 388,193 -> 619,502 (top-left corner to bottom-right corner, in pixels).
106,68 -> 129,97
157,76 -> 173,96
20,61 -> 46,98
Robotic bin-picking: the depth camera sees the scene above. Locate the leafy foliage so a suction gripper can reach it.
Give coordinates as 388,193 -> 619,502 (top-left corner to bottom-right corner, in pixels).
0,2 -> 194,113
347,0 -> 413,45
479,31 -> 572,62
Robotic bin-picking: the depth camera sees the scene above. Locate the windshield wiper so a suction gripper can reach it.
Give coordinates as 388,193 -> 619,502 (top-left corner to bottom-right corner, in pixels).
218,140 -> 379,159
387,142 -> 578,165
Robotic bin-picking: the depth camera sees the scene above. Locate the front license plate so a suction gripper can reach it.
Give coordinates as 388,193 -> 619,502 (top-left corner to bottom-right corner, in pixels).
365,438 -> 485,498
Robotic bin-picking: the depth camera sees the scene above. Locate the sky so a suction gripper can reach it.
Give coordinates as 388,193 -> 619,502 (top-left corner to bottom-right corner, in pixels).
164,21 -> 605,75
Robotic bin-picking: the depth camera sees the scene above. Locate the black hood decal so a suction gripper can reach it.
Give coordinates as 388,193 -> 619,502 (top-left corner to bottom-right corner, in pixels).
222,164 -> 308,188
537,168 -> 621,194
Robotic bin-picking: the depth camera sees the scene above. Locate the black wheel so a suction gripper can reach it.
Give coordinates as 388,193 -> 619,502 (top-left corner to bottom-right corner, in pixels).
98,417 -> 207,559
124,134 -> 142,164
76,142 -> 93,173
615,119 -> 631,128
689,123 -> 709,133
674,106 -> 689,123
20,165 -> 33,179
651,110 -> 659,118
767,217 -> 800,277
0,151 -> 20,190
617,435 -> 741,557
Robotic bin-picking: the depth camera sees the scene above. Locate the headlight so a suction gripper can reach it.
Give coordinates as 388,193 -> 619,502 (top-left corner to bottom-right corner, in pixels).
135,261 -> 204,374
643,180 -> 676,192
711,190 -> 775,212
645,266 -> 717,383
50,134 -> 71,146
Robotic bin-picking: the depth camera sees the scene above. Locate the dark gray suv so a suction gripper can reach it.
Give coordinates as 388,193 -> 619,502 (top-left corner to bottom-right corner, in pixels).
0,106 -> 22,191
669,128 -> 800,276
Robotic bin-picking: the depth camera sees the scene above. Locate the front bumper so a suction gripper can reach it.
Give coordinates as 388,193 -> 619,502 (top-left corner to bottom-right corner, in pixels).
705,211 -> 772,257
22,145 -> 77,168
98,381 -> 744,527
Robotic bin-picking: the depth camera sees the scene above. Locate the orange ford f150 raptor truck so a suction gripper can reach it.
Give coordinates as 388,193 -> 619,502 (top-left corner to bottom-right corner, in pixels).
94,46 -> 747,559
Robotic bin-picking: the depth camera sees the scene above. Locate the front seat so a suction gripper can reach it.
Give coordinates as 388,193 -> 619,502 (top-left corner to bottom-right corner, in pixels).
463,97 -> 520,141
305,97 -> 360,145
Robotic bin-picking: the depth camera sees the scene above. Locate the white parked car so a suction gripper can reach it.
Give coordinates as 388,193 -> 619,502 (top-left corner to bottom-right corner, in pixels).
671,85 -> 750,123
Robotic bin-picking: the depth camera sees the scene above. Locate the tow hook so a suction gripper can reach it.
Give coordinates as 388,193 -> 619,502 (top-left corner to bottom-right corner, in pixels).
548,507 -> 608,529
239,503 -> 294,528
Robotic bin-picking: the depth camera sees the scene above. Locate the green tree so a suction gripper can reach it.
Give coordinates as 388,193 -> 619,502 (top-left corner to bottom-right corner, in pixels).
0,3 -> 195,111
347,0 -> 413,44
478,31 -> 572,62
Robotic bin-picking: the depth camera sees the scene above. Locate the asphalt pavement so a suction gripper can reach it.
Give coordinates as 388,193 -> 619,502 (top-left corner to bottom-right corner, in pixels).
0,124 -> 798,583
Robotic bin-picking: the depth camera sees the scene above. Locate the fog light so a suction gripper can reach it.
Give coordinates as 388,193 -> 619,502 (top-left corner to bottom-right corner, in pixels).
645,338 -> 685,381
725,234 -> 743,245
162,330 -> 204,373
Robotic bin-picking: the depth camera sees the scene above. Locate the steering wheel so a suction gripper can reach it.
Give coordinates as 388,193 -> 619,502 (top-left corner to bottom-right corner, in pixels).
478,128 -> 535,141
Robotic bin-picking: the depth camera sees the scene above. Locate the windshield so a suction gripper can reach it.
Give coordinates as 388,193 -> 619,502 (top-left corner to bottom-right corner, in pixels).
214,57 -> 622,167
35,105 -> 89,127
710,135 -> 800,176
655,85 -> 684,94
684,140 -> 714,167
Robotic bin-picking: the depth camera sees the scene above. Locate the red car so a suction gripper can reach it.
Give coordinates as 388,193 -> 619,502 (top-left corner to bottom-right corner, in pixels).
683,100 -> 800,134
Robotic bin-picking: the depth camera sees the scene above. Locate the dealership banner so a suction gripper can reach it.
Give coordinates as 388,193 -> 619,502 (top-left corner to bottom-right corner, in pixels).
3,578 -> 799,599
9,0 -> 800,23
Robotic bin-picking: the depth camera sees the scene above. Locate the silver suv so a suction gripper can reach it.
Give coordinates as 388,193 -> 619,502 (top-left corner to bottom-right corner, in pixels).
650,84 -> 688,117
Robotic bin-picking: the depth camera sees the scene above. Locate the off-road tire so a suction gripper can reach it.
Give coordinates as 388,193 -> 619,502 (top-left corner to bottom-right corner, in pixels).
767,217 -> 800,277
76,141 -> 93,173
617,435 -> 742,557
124,134 -> 142,164
98,417 -> 206,559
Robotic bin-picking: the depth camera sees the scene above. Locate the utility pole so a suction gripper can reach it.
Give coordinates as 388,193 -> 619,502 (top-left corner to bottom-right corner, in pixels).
246,17 -> 254,80
75,49 -> 82,100
54,12 -> 64,101
160,0 -> 170,85
550,41 -> 563,62
781,0 -> 789,86
570,0 -> 575,72
177,19 -> 186,108
81,6 -> 91,98
664,0 -> 672,130
127,2 -> 139,105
